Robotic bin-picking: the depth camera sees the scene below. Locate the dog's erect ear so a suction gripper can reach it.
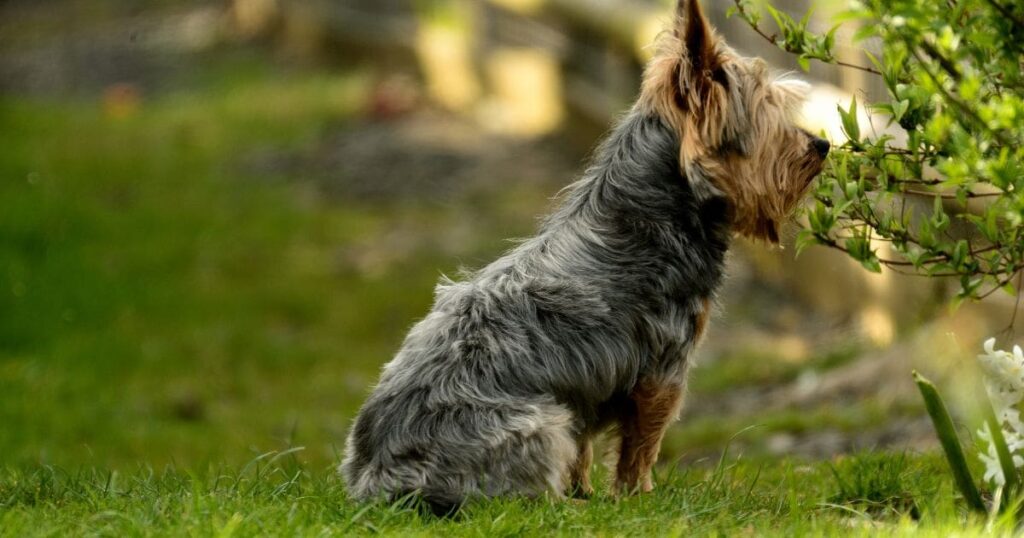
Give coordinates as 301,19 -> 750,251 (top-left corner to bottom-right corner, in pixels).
675,0 -> 722,98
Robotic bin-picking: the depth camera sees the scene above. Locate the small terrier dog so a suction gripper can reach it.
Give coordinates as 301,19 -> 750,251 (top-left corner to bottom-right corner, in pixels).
342,0 -> 829,514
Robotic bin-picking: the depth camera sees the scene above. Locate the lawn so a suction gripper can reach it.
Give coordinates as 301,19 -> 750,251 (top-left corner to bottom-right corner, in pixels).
0,451 -> 978,536
0,48 -> 995,534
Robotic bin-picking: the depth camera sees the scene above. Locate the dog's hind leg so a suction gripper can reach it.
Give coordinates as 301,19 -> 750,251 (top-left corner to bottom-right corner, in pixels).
501,403 -> 578,499
613,379 -> 684,495
433,401 -> 577,503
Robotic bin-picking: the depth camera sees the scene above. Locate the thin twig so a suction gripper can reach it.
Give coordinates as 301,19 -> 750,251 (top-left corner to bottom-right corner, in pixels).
833,59 -> 880,75
978,270 -> 1021,300
730,0 -> 882,75
814,234 -> 1009,272
1008,270 -> 1023,331
983,0 -> 1024,32
888,177 -> 944,186
902,188 -> 1003,199
920,40 -> 962,82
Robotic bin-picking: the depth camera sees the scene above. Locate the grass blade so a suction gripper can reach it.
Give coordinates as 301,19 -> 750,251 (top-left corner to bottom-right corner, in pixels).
914,371 -> 986,513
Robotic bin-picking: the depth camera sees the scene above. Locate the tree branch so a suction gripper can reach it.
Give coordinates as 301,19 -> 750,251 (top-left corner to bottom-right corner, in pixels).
901,188 -> 1003,199
730,0 -> 882,75
983,0 -> 1024,32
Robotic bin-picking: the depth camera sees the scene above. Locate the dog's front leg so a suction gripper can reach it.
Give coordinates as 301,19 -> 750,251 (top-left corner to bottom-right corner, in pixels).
568,436 -> 594,498
613,380 -> 684,495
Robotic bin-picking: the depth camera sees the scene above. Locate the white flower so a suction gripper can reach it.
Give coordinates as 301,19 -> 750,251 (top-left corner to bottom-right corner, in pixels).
977,338 -> 1024,486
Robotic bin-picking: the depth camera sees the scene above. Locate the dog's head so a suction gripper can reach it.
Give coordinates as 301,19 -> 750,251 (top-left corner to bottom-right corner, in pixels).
639,0 -> 829,243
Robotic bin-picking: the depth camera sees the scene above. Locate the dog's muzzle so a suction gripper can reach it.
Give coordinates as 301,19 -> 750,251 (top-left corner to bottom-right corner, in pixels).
811,137 -> 830,158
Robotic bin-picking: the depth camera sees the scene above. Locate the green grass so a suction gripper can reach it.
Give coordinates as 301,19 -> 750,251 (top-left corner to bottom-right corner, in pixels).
0,451 -> 987,536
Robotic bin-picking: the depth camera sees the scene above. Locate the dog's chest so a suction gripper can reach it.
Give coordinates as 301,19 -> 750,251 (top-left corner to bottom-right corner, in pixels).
628,294 -> 709,381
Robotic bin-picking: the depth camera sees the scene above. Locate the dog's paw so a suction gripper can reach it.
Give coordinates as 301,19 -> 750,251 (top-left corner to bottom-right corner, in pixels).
569,484 -> 594,500
611,478 -> 654,497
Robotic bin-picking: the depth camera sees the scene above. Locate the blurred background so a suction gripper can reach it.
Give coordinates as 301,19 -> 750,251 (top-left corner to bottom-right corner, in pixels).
1,0 -> 1020,470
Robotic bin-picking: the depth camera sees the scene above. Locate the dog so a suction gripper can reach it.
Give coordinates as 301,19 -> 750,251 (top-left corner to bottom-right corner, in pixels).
341,0 -> 829,514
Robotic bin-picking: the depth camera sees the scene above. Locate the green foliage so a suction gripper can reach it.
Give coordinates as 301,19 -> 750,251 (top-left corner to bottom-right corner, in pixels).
731,0 -> 1024,301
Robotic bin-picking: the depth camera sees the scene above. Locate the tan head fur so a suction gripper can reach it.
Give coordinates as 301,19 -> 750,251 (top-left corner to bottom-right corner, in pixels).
638,0 -> 830,243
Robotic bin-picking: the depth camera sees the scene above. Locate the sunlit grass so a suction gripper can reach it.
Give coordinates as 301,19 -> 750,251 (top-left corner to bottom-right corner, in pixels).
0,451 -> 979,536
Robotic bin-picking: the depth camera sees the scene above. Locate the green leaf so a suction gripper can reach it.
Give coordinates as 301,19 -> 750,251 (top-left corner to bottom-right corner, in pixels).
951,239 -> 968,268
809,201 -> 835,234
892,100 -> 909,123
765,4 -> 787,36
844,232 -> 880,272
913,372 -> 986,513
956,188 -> 968,206
845,235 -> 868,260
948,293 -> 966,313
798,7 -> 813,29
931,195 -> 950,232
794,229 -> 817,257
844,180 -> 858,201
838,97 -> 860,142
860,256 -> 882,273
864,50 -> 882,73
742,0 -> 761,26
985,209 -> 999,242
905,248 -> 924,268
982,392 -> 1020,502
918,217 -> 936,249
824,26 -> 837,53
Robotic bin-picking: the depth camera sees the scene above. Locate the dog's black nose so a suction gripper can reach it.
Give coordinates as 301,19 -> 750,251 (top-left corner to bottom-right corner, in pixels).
812,137 -> 830,158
